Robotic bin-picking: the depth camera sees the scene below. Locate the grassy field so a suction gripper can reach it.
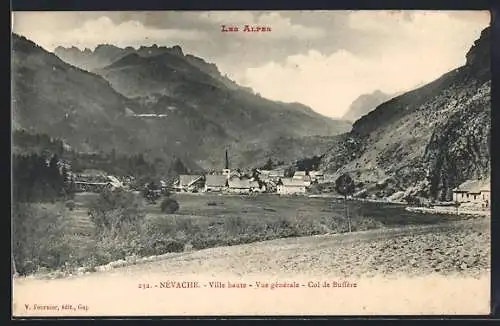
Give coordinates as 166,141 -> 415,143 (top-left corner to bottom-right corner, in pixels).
15,191 -> 477,276
70,192 -> 471,232
70,192 -> 465,231
144,193 -> 465,226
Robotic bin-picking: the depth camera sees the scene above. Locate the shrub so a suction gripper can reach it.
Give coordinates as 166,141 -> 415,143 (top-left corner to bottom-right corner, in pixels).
88,189 -> 144,236
160,198 -> 180,213
152,239 -> 185,254
65,200 -> 76,211
143,216 -> 175,235
143,188 -> 161,204
12,203 -> 73,275
350,216 -> 384,232
224,216 -> 244,234
174,218 -> 199,235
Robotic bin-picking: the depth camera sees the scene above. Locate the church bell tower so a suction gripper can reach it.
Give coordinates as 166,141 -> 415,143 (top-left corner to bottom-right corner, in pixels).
222,149 -> 230,179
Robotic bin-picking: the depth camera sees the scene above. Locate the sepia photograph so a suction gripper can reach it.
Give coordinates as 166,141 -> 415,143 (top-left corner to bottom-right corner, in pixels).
11,10 -> 491,316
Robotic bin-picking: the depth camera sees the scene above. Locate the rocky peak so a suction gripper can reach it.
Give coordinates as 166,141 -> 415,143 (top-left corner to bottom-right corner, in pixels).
170,45 -> 184,56
465,26 -> 490,68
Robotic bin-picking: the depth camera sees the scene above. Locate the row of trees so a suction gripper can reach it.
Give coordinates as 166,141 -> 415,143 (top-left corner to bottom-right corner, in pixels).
12,153 -> 73,203
12,130 -> 64,156
70,151 -> 190,186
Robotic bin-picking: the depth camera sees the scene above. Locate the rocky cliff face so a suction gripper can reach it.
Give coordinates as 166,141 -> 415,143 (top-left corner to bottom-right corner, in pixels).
320,27 -> 491,200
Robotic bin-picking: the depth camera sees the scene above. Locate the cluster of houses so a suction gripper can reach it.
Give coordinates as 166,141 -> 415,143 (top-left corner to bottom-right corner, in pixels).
57,150 -> 490,207
172,168 -> 325,195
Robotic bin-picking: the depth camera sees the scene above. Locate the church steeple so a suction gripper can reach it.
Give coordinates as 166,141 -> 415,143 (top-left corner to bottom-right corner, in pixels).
223,149 -> 230,179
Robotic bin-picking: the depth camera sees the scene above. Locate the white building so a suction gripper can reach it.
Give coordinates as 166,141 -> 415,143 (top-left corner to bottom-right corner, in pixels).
277,178 -> 307,195
293,171 -> 307,179
452,178 -> 490,208
292,171 -> 312,186
309,170 -> 325,183
204,175 -> 227,192
228,178 -> 262,194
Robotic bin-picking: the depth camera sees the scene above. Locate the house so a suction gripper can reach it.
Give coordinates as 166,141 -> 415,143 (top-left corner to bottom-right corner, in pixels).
74,180 -> 113,193
107,175 -> 125,189
269,169 -> 285,181
160,180 -> 168,192
56,159 -> 72,175
277,178 -> 307,195
309,170 -> 325,183
174,174 -> 204,192
452,178 -> 490,208
256,169 -> 271,182
293,171 -> 307,179
73,169 -> 123,193
228,178 -> 263,194
292,171 -> 312,186
204,175 -> 228,192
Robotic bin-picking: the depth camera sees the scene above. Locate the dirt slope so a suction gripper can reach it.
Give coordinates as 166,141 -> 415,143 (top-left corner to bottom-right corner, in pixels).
13,218 -> 490,316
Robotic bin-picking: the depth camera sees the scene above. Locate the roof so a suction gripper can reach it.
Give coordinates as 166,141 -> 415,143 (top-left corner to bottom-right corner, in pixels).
279,178 -> 307,187
453,178 -> 490,193
107,175 -> 123,187
80,169 -> 107,176
205,175 -> 227,187
179,174 -> 203,186
293,171 -> 307,177
228,179 -> 260,189
269,169 -> 285,177
74,181 -> 109,185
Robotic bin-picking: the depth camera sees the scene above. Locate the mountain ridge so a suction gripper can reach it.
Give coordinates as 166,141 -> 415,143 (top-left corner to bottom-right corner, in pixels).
342,90 -> 395,123
320,26 -> 491,201
14,33 -> 351,171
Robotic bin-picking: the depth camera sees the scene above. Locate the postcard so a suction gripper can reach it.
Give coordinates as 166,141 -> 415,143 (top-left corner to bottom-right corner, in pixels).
11,10 -> 491,316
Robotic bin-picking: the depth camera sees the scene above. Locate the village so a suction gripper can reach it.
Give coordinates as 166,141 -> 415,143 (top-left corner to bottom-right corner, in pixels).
59,149 -> 490,213
62,150 -> 327,197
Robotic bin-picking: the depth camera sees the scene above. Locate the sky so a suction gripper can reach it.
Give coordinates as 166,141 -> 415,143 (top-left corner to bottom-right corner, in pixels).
11,11 -> 490,118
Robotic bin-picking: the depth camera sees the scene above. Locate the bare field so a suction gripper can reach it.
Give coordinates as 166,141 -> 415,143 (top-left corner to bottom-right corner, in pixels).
97,215 -> 491,278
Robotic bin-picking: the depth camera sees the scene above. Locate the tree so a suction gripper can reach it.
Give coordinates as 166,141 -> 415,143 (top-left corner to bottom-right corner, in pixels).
454,199 -> 460,215
172,158 -> 188,175
284,166 -> 295,178
143,182 -> 161,204
160,198 -> 180,214
335,173 -> 356,232
262,158 -> 274,170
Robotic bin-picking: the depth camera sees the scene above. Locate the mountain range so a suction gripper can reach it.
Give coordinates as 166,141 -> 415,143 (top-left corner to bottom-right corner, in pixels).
320,26 -> 491,201
13,35 -> 351,170
12,25 -> 490,200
